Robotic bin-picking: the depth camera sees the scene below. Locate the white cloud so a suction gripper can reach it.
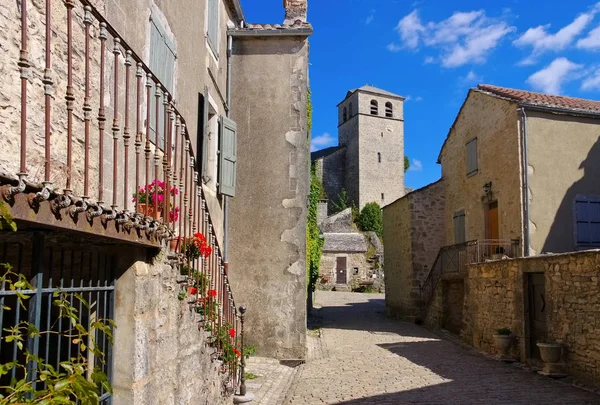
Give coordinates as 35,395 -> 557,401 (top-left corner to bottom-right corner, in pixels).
391,9 -> 514,67
409,159 -> 423,172
387,43 -> 402,52
424,56 -> 435,64
311,132 -> 336,152
578,25 -> 600,50
527,57 -> 583,94
460,70 -> 482,83
514,4 -> 599,63
365,9 -> 376,25
404,95 -> 413,102
415,96 -> 423,102
582,68 -> 600,90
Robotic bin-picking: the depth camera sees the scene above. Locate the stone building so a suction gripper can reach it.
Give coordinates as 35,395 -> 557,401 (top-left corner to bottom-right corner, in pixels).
313,86 -> 406,212
383,84 -> 600,385
0,0 -> 311,402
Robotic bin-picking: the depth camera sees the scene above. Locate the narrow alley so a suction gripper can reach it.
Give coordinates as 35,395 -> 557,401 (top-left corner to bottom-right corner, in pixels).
283,291 -> 600,405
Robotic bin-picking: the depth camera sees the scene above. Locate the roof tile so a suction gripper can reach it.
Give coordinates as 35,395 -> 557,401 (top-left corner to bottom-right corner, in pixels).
477,84 -> 600,113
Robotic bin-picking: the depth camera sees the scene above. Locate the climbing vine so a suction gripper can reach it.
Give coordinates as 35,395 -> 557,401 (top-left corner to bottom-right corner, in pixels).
307,166 -> 324,298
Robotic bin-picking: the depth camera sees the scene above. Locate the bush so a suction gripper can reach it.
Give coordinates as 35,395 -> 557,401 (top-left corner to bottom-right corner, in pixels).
357,202 -> 383,237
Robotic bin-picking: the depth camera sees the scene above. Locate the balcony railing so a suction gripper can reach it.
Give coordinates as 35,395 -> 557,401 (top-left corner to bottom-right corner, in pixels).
1,0 -> 240,390
419,239 -> 521,309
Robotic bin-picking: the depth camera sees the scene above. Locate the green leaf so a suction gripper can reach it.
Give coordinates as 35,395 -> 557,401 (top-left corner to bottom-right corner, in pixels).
54,378 -> 70,391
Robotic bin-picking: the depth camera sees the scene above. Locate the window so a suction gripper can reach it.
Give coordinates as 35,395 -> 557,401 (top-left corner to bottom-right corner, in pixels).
207,0 -> 220,56
343,107 -> 347,122
353,267 -> 359,275
149,16 -> 176,150
385,102 -> 393,117
466,138 -> 478,176
349,102 -> 353,117
370,100 -> 378,115
377,152 -> 381,163
381,193 -> 384,201
453,210 -> 466,243
574,195 -> 600,247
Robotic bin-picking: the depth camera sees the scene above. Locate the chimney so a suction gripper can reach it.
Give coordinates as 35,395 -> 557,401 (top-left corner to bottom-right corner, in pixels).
317,200 -> 328,225
283,0 -> 307,24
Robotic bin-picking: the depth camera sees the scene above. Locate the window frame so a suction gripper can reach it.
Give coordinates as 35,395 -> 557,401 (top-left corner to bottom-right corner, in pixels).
573,194 -> 600,248
466,137 -> 478,177
370,100 -> 378,115
206,0 -> 220,58
385,102 -> 393,118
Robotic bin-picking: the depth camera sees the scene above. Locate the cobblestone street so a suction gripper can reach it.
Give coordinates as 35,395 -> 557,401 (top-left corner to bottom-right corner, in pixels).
283,291 -> 600,405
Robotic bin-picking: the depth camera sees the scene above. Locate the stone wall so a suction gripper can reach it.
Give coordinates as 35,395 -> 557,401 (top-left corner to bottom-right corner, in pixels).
383,180 -> 445,318
462,250 -> 600,384
338,92 -> 360,208
319,252 -> 370,288
439,90 -> 522,247
320,148 -> 347,214
113,251 -> 232,405
229,35 -> 310,360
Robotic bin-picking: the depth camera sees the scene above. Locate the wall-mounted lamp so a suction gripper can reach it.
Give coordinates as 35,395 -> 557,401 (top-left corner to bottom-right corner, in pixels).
483,181 -> 493,196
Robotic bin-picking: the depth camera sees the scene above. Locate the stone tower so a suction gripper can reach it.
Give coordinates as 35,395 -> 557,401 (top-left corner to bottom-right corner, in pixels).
337,86 -> 406,209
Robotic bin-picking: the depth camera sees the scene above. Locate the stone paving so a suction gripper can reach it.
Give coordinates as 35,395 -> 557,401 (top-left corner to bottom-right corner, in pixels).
244,357 -> 297,405
283,291 -> 600,405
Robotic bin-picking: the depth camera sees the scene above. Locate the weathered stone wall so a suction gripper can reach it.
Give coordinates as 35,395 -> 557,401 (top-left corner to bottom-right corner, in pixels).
113,251 -> 232,405
356,92 -> 405,209
439,90 -> 522,247
229,35 -> 309,360
319,208 -> 353,233
462,250 -> 600,384
442,278 -> 466,335
320,147 -> 347,214
383,181 -> 445,318
526,111 -> 600,255
338,92 -> 360,208
319,252 -> 370,288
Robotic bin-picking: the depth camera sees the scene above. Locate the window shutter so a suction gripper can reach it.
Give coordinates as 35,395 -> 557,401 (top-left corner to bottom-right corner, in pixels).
219,116 -> 237,197
466,138 -> 478,175
207,0 -> 219,56
201,87 -> 210,182
454,210 -> 466,244
575,199 -> 600,245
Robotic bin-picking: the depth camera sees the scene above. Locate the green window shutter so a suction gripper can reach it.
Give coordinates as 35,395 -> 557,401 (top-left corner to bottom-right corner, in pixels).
207,0 -> 219,57
219,116 -> 237,197
201,87 -> 210,182
149,17 -> 176,151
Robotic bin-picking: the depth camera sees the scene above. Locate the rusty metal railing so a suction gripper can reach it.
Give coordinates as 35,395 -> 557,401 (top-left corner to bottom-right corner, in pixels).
1,0 -> 240,390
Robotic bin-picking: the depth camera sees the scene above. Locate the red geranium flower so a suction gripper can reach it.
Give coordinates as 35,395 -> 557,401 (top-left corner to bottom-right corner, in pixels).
228,328 -> 236,338
208,289 -> 217,297
189,287 -> 198,295
233,348 -> 241,357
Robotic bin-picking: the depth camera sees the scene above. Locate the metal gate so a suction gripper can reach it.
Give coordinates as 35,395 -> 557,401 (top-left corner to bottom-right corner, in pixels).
0,232 -> 115,403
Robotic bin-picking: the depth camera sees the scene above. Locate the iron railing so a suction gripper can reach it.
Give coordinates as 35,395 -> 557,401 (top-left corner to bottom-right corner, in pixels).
0,235 -> 115,403
1,0 -> 240,392
419,239 -> 521,309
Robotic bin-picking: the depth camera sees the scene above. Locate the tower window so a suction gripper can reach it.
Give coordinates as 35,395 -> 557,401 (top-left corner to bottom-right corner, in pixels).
370,100 -> 378,115
377,152 -> 381,163
381,193 -> 385,201
343,107 -> 347,122
385,102 -> 393,118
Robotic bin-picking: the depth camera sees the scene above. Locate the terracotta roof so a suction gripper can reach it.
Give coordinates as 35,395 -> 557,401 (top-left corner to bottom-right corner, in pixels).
230,20 -> 313,33
477,84 -> 600,114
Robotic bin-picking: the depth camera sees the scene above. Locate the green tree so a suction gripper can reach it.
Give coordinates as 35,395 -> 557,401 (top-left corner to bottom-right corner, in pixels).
357,202 -> 383,237
404,156 -> 410,172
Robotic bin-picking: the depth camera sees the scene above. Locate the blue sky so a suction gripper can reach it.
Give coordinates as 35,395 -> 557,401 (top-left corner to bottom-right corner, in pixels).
241,0 -> 600,190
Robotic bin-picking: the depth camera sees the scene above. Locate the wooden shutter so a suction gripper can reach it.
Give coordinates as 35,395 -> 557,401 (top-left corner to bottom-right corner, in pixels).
466,138 -> 478,175
219,116 -> 237,197
453,210 -> 466,244
207,0 -> 219,56
201,87 -> 210,182
149,17 -> 176,150
575,198 -> 600,246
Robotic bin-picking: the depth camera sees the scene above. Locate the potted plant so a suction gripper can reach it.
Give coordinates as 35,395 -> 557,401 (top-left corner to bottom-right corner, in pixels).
170,236 -> 182,252
536,341 -> 566,377
132,180 -> 179,219
181,232 -> 212,261
493,328 -> 514,361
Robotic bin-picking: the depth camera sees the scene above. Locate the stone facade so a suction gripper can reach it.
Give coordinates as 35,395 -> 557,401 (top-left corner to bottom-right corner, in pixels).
314,147 -> 346,215
318,208 -> 353,233
383,181 -> 445,318
457,251 -> 600,385
318,252 -> 370,289
228,31 -> 311,360
113,253 -> 232,405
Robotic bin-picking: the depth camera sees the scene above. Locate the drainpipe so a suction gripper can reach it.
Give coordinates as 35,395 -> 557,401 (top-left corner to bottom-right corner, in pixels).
223,32 -> 233,261
520,106 -> 530,257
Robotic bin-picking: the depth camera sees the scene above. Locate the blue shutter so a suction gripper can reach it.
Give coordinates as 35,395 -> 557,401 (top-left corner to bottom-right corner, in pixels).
576,199 -> 600,245
207,0 -> 219,56
219,116 -> 237,197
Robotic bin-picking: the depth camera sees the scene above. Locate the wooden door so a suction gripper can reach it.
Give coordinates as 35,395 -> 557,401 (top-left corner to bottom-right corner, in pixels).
487,201 -> 499,239
528,273 -> 547,359
336,257 -> 347,284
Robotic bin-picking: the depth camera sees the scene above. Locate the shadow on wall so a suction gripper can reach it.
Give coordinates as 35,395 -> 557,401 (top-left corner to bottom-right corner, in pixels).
542,136 -> 600,254
334,340 -> 600,404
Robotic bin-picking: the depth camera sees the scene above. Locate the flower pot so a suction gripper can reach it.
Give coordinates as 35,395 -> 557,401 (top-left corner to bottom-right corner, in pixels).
136,203 -> 162,219
170,237 -> 181,252
536,343 -> 566,378
493,334 -> 514,362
